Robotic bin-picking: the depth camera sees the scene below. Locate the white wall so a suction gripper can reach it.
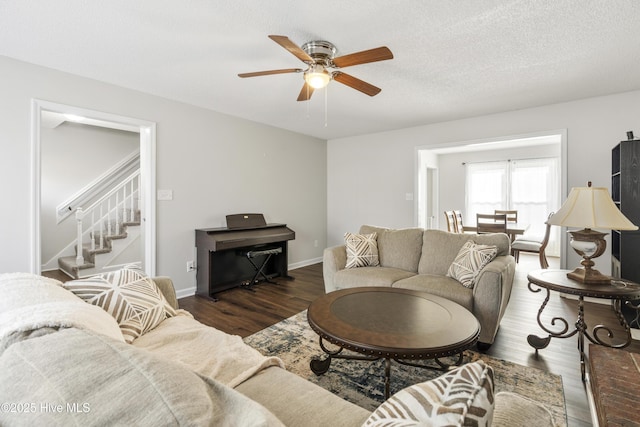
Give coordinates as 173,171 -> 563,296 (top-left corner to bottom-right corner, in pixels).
327,90 -> 640,274
0,55 -> 327,295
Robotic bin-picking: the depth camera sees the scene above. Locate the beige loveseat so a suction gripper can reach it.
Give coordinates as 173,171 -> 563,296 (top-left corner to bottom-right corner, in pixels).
0,271 -> 554,426
323,225 -> 516,347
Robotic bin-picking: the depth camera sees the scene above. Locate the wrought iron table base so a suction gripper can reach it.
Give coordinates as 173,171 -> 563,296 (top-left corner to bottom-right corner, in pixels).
309,336 -> 464,399
527,282 -> 632,382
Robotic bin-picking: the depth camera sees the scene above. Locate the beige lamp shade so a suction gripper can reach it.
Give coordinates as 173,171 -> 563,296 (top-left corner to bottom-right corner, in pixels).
547,184 -> 638,231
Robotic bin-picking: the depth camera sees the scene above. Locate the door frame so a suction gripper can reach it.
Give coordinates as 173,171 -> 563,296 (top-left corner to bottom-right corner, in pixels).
414,129 -> 567,267
30,99 -> 157,276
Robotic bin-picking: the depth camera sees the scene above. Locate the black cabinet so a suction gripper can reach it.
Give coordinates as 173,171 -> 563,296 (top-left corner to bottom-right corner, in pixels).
611,138 -> 640,282
612,137 -> 640,328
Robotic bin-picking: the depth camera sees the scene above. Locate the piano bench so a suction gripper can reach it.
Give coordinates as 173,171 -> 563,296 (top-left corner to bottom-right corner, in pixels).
243,247 -> 283,287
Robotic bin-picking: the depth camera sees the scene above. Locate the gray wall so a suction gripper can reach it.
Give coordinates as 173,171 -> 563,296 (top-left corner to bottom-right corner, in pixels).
327,90 -> 640,275
0,55 -> 327,296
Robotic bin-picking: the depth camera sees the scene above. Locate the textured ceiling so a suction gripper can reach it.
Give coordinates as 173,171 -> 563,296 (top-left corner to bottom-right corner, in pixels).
1,0 -> 640,140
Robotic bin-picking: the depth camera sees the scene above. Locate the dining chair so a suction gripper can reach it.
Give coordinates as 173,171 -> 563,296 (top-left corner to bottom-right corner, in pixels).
475,213 -> 507,234
495,210 -> 518,223
444,211 -> 458,232
511,212 -> 553,269
495,210 -> 518,240
453,210 -> 464,233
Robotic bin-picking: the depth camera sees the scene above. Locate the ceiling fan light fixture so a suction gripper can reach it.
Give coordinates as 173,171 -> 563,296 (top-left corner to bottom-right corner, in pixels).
304,64 -> 331,89
240,36 -> 393,101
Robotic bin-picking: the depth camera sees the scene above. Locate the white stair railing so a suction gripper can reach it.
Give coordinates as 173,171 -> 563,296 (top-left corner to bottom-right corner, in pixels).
57,151 -> 140,223
72,171 -> 140,264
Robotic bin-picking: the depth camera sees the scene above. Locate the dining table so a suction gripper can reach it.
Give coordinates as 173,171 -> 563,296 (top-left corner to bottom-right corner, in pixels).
462,222 -> 529,241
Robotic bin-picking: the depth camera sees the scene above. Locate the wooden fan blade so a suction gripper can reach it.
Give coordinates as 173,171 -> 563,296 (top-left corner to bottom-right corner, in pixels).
297,82 -> 315,101
268,35 -> 314,63
333,72 -> 381,96
332,46 -> 393,68
238,68 -> 302,78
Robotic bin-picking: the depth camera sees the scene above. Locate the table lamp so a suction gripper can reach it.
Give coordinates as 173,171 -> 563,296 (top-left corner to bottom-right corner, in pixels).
547,182 -> 638,284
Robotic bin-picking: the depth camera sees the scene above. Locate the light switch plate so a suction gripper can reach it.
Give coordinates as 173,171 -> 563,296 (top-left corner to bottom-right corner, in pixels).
157,189 -> 173,201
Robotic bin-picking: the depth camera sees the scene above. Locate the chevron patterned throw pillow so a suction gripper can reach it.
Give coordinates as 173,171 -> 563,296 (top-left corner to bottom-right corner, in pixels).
344,232 -> 380,269
446,240 -> 498,288
64,268 -> 177,343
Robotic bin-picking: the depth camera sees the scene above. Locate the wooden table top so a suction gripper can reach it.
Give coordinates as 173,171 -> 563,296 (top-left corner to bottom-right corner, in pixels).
462,222 -> 529,235
307,287 -> 480,359
527,269 -> 640,299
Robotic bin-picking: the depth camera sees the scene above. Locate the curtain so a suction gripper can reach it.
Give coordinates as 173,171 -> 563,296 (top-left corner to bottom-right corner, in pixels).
465,161 -> 508,220
465,158 -> 560,256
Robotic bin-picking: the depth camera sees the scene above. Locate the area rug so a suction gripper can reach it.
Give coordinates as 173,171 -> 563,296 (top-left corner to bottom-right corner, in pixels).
244,310 -> 567,427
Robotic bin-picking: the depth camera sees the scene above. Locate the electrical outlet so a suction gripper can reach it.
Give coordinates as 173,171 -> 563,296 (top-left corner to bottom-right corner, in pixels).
314,240 -> 319,247
186,261 -> 195,272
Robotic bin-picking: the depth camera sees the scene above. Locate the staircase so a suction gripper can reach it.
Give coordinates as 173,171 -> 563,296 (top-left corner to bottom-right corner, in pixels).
53,171 -> 142,279
58,209 -> 141,279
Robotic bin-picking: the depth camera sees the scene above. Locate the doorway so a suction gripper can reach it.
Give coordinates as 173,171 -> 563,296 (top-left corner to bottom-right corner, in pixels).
415,130 -> 567,266
417,149 -> 438,229
30,100 -> 157,277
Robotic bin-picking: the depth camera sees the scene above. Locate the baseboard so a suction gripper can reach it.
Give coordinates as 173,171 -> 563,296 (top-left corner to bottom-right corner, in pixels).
585,373 -> 600,427
289,257 -> 322,270
176,287 -> 197,299
175,257 -> 323,299
561,294 -> 608,305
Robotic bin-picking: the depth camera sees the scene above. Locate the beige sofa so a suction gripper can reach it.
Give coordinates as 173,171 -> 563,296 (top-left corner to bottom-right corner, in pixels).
0,272 -> 553,426
323,225 -> 516,347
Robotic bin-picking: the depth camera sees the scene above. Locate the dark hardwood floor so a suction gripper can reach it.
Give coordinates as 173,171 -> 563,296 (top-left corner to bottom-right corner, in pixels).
46,254 -> 640,426
178,266 -> 326,337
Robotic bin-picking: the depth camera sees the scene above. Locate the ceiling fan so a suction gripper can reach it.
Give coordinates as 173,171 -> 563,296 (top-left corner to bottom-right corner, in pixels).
238,35 -> 393,101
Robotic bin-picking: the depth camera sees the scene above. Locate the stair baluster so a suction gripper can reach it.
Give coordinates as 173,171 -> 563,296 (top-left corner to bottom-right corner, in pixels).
130,178 -> 135,222
99,205 -> 104,250
107,200 -> 112,237
115,192 -> 120,236
75,208 -> 85,266
91,211 -> 95,251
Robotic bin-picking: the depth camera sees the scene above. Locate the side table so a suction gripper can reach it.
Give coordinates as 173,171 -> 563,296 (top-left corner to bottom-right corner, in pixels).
526,269 -> 640,381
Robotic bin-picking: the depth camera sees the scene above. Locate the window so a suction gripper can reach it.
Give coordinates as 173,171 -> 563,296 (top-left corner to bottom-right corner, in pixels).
465,157 -> 560,255
465,161 -> 508,216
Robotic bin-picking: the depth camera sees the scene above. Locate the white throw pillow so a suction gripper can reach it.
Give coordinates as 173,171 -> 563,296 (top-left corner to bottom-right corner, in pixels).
64,268 -> 176,343
447,240 -> 498,288
345,232 -> 380,269
363,360 -> 495,427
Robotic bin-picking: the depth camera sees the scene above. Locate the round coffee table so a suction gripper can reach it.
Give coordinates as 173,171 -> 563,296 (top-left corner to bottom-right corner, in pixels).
307,287 -> 480,398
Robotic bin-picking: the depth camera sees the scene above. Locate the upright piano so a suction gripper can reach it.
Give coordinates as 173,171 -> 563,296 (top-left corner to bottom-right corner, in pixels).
195,214 -> 295,300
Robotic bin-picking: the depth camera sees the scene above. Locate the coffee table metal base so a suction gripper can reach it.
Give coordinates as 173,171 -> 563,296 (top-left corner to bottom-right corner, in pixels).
309,336 -> 465,399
